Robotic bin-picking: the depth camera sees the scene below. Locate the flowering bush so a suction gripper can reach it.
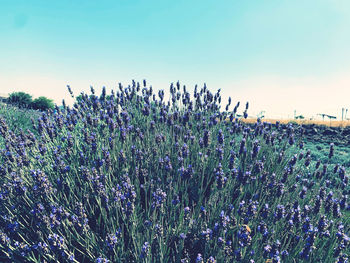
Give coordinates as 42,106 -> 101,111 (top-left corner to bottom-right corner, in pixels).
0,81 -> 349,262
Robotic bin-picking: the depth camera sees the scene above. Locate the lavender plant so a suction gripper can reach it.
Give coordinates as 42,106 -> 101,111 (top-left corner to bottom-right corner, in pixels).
0,81 -> 349,262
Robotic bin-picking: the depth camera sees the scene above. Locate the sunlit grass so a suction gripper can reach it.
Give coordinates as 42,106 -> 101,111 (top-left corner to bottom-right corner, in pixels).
242,118 -> 350,127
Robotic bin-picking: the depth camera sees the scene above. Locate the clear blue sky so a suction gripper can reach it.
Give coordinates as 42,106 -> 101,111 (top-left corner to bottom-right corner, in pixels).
1,0 -> 350,119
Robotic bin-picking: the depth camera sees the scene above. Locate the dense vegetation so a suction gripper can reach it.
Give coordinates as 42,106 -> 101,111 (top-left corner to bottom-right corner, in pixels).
7,92 -> 33,109
0,82 -> 349,262
0,103 -> 40,147
31,96 -> 55,111
304,140 -> 350,168
7,92 -> 54,111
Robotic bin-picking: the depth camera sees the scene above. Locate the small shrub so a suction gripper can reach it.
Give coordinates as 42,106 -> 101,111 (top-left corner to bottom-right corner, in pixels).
31,96 -> 55,111
7,92 -> 32,108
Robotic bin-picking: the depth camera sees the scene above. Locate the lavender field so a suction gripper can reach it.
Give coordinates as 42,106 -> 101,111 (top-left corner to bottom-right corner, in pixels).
0,82 -> 349,262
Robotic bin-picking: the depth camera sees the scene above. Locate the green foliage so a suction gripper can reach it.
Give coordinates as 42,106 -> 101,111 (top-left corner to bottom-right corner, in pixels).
76,93 -> 98,102
75,94 -> 84,102
304,140 -> 350,167
7,92 -> 55,111
8,91 -> 32,108
0,103 -> 40,147
31,96 -> 55,111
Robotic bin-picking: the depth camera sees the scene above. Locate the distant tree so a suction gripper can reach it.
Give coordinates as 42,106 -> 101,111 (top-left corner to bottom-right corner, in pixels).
8,92 -> 32,108
31,96 -> 55,111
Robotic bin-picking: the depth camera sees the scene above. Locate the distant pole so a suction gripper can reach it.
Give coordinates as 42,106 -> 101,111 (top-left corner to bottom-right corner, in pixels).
342,108 -> 344,121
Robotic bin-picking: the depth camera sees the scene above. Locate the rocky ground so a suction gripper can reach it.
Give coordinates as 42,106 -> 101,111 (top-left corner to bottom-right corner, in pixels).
244,121 -> 350,146
300,124 -> 350,146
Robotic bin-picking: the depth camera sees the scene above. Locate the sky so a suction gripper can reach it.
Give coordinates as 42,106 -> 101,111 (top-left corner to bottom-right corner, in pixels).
1,0 -> 350,119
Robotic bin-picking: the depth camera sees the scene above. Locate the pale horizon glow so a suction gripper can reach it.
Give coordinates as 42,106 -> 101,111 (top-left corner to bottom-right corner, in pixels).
1,0 -> 350,120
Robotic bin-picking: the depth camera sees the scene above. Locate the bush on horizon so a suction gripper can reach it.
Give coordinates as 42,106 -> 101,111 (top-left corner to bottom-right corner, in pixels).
7,91 -> 55,111
7,91 -> 33,108
31,96 -> 55,111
